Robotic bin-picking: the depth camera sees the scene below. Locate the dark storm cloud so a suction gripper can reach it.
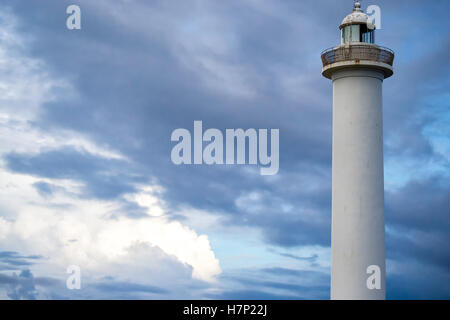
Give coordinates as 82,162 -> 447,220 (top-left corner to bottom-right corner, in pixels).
0,270 -> 38,299
208,289 -> 301,300
387,262 -> 450,300
0,251 -> 42,270
386,176 -> 450,266
0,252 -> 60,299
1,0 -> 449,298
211,266 -> 329,299
262,267 -> 323,278
93,280 -> 169,295
268,246 -> 322,266
2,0 -> 335,244
5,147 -> 142,200
277,253 -> 318,262
0,268 -> 61,300
386,176 -> 450,234
384,175 -> 450,299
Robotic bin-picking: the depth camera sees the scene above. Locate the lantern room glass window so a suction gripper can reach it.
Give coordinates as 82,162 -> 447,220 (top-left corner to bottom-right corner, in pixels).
360,24 -> 375,44
351,25 -> 360,42
369,30 -> 375,43
341,26 -> 350,43
342,24 -> 375,44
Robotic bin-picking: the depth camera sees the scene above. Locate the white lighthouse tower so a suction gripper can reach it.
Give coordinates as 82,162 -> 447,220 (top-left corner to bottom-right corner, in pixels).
321,1 -> 394,299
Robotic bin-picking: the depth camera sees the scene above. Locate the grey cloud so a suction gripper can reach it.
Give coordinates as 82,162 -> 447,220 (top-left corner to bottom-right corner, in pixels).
0,251 -> 42,271
93,280 -> 169,295
5,147 -> 142,200
0,269 -> 60,300
207,289 -> 301,300
213,266 -> 329,299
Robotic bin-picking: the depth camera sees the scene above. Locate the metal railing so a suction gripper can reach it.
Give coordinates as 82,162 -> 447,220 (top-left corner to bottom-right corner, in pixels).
321,44 -> 394,68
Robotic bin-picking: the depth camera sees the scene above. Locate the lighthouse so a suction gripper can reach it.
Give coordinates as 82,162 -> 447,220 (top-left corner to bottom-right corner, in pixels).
321,1 -> 394,299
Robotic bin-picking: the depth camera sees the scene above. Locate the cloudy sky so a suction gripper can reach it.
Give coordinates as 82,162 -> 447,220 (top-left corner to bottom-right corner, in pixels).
0,0 -> 448,299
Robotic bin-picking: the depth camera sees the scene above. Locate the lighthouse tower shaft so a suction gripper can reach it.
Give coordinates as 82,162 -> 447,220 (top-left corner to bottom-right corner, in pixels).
332,69 -> 385,299
321,2 -> 394,300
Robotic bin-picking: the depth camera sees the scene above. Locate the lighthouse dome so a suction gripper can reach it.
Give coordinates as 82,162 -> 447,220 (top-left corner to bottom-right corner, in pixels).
339,2 -> 374,30
341,11 -> 369,27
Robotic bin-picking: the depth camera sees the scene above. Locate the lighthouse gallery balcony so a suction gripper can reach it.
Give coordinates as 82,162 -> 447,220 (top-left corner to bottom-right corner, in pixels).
321,44 -> 394,67
321,44 -> 394,79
